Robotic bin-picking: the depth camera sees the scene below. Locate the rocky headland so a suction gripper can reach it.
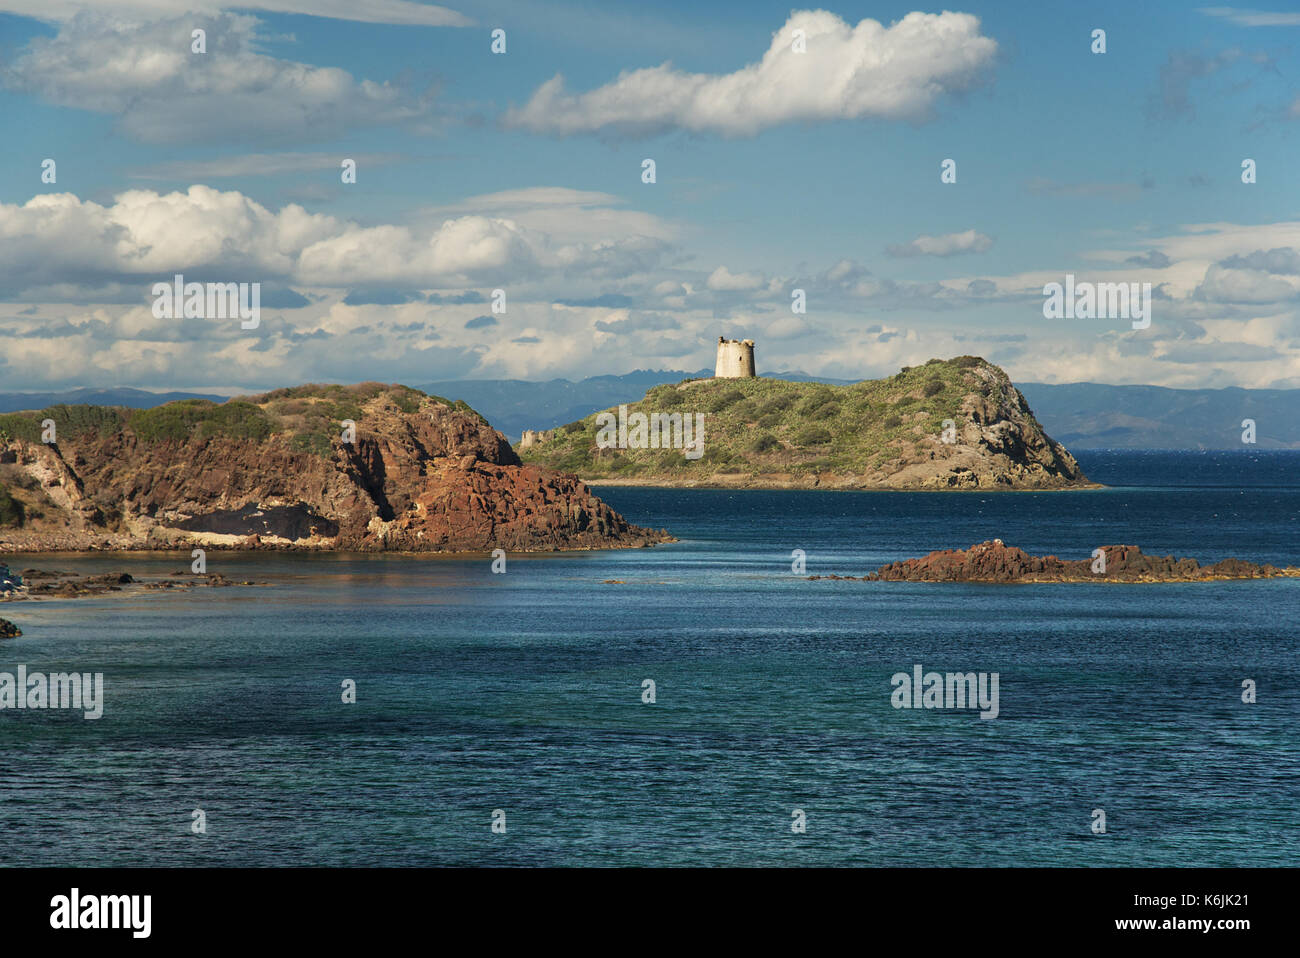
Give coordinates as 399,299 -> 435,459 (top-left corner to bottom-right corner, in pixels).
518,357 -> 1094,490
0,383 -> 671,554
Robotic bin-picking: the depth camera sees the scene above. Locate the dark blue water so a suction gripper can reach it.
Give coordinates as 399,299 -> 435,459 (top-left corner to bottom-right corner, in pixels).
1,451 -> 1297,866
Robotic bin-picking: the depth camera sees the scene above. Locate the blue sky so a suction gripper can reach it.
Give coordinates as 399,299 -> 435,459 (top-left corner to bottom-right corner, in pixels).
1,0 -> 1298,393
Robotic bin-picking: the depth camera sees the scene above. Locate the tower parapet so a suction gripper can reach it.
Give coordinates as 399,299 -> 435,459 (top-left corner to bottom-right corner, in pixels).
714,337 -> 756,378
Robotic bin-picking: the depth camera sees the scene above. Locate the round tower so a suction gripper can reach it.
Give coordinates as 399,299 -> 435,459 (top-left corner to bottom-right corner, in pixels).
714,337 -> 756,378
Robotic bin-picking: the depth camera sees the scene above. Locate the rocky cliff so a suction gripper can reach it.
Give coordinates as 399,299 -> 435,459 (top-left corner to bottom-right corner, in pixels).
517,357 -> 1093,490
0,383 -> 669,553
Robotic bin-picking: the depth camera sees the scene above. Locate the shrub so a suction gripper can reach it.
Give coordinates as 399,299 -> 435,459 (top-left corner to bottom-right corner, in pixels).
0,487 -> 24,528
763,394 -> 796,414
756,413 -> 781,429
707,388 -> 746,412
654,389 -> 685,409
130,399 -> 274,443
923,379 -> 945,397
797,390 -> 834,415
881,414 -> 903,429
0,414 -> 41,444
290,431 -> 334,458
750,433 -> 781,453
42,404 -> 126,438
391,389 -> 423,414
808,402 -> 840,421
953,355 -> 984,368
794,426 -> 832,446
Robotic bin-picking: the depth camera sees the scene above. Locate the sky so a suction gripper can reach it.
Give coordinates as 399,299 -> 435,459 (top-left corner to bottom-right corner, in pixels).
1,0 -> 1298,394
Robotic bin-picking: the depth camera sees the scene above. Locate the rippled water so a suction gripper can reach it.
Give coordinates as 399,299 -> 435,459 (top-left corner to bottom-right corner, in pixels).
1,451 -> 1297,866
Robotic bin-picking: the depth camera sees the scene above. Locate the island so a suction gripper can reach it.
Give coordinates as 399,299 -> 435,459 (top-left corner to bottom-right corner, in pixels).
807,540 -> 1299,583
517,355 -> 1094,490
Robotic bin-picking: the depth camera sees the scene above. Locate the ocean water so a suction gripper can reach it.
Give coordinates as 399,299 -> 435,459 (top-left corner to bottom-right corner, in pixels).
1,450 -> 1297,867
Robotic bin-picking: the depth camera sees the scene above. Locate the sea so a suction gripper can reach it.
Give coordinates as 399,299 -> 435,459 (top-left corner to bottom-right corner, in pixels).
1,450 -> 1297,867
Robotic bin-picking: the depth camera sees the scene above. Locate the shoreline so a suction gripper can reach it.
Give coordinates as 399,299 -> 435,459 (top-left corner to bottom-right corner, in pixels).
584,476 -> 1106,491
0,540 -> 679,560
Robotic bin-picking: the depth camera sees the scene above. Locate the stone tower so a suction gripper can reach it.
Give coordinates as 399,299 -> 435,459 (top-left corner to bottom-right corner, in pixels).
714,336 -> 756,378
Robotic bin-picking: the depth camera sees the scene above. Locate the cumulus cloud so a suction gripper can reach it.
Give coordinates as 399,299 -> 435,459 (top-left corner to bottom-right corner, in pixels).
1219,247 -> 1300,274
4,13 -> 434,143
503,9 -> 997,136
1194,264 -> 1300,303
706,266 -> 766,291
886,229 -> 993,258
0,185 -> 674,298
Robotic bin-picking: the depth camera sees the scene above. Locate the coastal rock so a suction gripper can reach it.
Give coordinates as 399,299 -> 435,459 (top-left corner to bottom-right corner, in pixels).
0,384 -> 671,554
0,617 -> 20,638
866,540 -> 1294,583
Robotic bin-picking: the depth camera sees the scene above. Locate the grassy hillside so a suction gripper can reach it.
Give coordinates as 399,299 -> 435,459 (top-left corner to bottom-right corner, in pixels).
0,382 -> 486,459
520,356 -> 1035,482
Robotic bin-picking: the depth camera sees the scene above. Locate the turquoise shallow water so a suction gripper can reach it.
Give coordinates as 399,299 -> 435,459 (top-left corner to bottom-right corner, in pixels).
1,451 -> 1297,866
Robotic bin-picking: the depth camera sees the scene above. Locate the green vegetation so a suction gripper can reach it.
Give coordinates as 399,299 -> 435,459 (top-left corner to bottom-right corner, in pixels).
0,404 -> 127,443
0,382 -> 494,461
131,399 -> 274,442
518,357 -> 1020,480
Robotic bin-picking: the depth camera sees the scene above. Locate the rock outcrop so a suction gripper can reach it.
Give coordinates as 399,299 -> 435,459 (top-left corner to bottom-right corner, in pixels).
0,617 -> 19,638
0,384 -> 670,554
855,540 -> 1296,583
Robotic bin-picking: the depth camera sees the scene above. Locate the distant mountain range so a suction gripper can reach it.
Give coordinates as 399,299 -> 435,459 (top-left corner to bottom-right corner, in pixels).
0,387 -> 226,413
3,374 -> 1294,450
1013,382 -> 1298,449
423,371 -> 1300,450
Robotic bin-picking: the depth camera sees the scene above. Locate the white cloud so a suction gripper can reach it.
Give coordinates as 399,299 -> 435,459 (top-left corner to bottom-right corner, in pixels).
420,187 -> 678,245
0,185 -> 674,295
887,229 -> 994,257
706,266 -> 766,291
0,0 -> 471,26
1194,264 -> 1300,303
1199,7 -> 1300,27
4,13 -> 433,143
503,9 -> 998,136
